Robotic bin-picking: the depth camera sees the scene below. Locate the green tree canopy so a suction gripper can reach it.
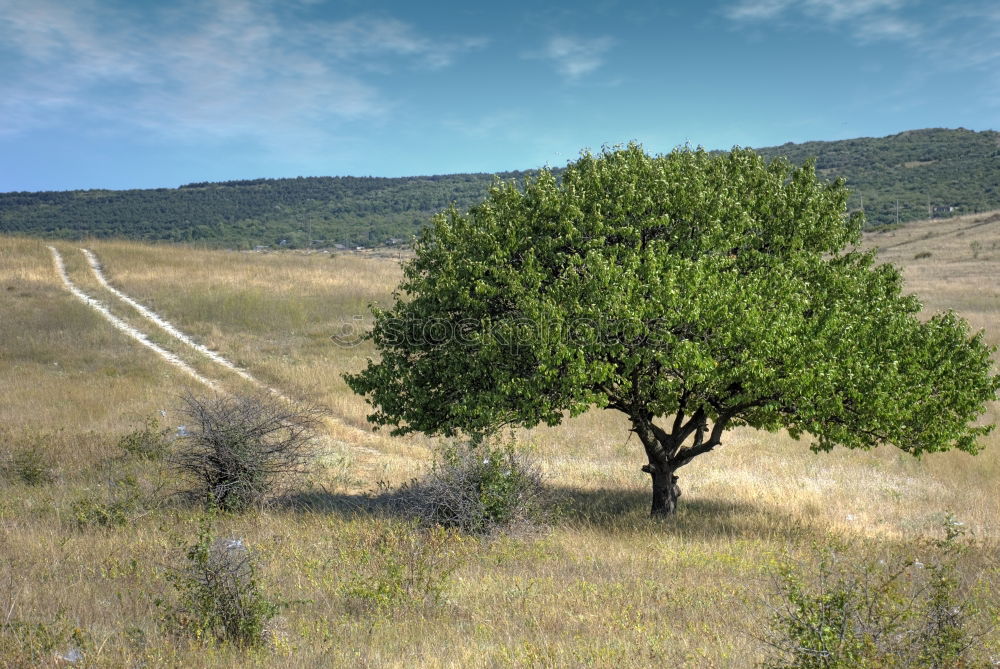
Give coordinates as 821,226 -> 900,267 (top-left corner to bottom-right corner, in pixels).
345,145 -> 999,516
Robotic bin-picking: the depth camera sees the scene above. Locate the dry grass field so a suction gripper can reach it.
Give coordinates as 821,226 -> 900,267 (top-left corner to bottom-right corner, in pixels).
1,211 -> 999,667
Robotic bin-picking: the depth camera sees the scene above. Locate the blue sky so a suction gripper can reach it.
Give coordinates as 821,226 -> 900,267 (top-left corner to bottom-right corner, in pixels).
1,0 -> 998,191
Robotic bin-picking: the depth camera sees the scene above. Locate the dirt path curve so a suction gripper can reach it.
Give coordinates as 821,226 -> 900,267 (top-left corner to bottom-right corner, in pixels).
48,246 -> 219,390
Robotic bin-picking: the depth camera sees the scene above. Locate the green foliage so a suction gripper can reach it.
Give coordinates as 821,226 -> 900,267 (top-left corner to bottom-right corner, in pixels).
346,143 -> 999,514
69,474 -> 148,529
761,521 -> 987,668
756,128 -> 1000,226
159,515 -> 279,647
2,129 -> 998,246
117,416 -> 171,461
0,170 -> 535,248
341,523 -> 464,614
348,144 -> 997,446
396,439 -> 547,535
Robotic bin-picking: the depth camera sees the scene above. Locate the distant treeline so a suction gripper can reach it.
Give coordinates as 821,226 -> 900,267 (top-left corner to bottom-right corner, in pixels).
1,128 -> 998,248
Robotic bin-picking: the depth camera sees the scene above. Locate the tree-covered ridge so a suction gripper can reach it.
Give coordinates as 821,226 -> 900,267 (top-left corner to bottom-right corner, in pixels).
0,172 -> 533,248
1,128 -> 997,248
754,128 -> 1000,227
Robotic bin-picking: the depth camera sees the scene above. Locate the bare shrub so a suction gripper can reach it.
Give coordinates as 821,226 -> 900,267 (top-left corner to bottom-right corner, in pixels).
169,392 -> 327,512
395,438 -> 547,536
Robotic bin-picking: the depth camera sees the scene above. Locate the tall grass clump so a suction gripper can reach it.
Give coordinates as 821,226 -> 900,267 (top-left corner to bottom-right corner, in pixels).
395,438 -> 547,536
1,430 -> 58,486
169,392 -> 327,512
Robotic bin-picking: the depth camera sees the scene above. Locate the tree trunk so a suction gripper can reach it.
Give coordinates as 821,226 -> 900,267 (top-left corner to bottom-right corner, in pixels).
644,463 -> 681,516
627,408 -> 728,517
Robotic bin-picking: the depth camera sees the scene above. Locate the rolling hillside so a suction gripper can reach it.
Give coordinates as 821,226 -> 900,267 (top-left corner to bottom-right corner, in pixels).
1,127 -> 997,248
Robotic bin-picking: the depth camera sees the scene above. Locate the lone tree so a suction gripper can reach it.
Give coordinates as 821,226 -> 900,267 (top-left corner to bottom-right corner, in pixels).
345,145 -> 999,516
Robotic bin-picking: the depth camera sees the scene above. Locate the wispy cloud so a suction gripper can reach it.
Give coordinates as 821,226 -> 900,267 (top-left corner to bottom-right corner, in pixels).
724,0 -> 921,42
725,0 -> 796,21
0,0 -> 485,145
723,0 -> 1000,108
540,35 -> 615,80
855,14 -> 922,42
320,16 -> 488,69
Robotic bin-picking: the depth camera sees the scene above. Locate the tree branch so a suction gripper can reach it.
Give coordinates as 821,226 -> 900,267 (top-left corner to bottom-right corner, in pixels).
671,410 -> 735,468
671,390 -> 691,435
676,407 -> 707,445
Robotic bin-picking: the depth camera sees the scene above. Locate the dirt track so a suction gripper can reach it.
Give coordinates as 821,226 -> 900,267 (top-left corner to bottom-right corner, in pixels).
47,246 -> 218,389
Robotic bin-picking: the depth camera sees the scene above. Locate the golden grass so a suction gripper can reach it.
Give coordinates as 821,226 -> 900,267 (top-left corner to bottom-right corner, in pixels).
1,214 -> 999,667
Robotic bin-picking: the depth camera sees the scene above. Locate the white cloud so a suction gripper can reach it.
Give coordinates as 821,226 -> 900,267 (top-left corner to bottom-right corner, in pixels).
855,15 -> 922,42
803,0 -> 905,22
320,16 -> 487,69
0,0 -> 485,144
541,35 -> 615,80
725,0 -> 795,21
724,0 -> 919,41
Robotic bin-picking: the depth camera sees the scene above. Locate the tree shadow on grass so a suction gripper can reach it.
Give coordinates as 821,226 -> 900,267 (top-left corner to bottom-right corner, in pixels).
547,484 -> 827,542
278,483 -> 828,543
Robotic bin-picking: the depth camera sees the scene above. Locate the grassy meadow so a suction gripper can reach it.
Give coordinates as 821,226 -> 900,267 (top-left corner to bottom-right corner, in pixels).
1,211 -> 999,667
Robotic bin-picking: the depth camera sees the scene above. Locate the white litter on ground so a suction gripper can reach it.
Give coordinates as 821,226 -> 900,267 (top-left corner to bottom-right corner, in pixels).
48,246 -> 218,389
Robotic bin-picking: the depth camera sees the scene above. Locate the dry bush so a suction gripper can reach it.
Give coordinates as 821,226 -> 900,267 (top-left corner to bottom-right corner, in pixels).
394,439 -> 548,536
169,392 -> 328,512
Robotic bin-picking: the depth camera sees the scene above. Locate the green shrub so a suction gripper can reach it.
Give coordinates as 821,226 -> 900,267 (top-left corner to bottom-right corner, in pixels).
158,515 -> 279,647
117,416 -> 171,461
341,523 -> 463,614
69,475 -> 147,529
396,438 -> 546,536
761,519 -> 987,668
2,445 -> 56,486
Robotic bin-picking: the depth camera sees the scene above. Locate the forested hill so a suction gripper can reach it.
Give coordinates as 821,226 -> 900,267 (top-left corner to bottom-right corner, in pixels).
2,127 -> 998,248
753,128 -> 1000,229
0,172 -> 534,248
